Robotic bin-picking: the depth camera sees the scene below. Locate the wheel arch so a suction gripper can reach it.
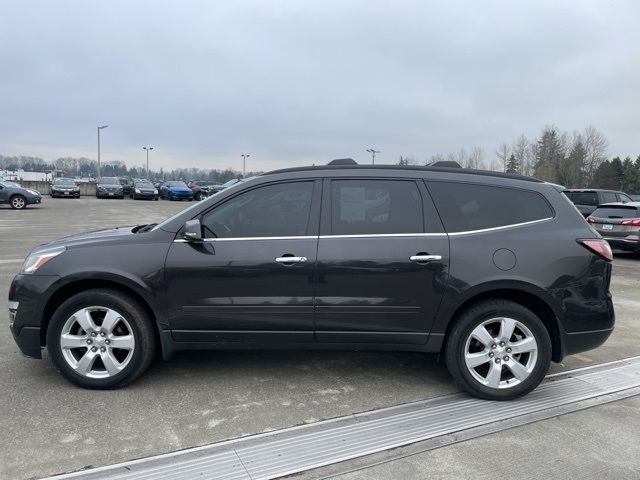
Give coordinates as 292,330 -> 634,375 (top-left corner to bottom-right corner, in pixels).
40,279 -> 163,358
442,288 -> 563,362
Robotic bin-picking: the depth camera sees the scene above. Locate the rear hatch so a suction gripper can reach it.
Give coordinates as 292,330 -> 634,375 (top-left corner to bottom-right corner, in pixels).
588,205 -> 640,238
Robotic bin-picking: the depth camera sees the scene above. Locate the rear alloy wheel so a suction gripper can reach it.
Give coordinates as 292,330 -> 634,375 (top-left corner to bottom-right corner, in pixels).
47,289 -> 155,389
445,300 -> 551,400
10,195 -> 27,209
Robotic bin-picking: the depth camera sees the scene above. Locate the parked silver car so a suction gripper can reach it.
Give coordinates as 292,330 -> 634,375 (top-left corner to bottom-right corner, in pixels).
587,202 -> 640,253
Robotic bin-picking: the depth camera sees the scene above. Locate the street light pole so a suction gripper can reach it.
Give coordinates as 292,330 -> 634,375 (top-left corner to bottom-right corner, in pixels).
143,146 -> 154,179
241,154 -> 250,177
366,148 -> 380,165
97,125 -> 108,177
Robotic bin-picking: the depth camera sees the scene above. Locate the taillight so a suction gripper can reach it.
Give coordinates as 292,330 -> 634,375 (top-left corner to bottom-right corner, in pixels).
586,216 -> 595,223
578,239 -> 613,262
622,218 -> 640,226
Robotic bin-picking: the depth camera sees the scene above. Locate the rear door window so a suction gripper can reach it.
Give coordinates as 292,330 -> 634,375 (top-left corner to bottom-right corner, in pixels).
600,192 -> 617,204
427,181 -> 553,233
330,180 -> 423,235
574,192 -> 598,206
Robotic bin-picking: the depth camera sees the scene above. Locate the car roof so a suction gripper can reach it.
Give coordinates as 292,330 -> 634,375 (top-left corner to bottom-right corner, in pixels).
264,164 -> 543,183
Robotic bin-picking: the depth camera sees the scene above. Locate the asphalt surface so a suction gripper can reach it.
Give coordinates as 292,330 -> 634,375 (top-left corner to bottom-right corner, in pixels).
1,197 -> 639,480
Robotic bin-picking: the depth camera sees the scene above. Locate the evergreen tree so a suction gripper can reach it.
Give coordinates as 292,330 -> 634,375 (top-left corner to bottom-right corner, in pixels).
505,154 -> 519,173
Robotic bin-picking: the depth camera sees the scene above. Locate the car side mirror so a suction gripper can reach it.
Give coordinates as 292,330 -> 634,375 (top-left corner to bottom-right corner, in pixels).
182,219 -> 203,242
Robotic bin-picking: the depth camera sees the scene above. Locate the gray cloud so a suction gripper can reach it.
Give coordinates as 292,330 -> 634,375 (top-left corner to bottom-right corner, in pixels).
1,0 -> 638,171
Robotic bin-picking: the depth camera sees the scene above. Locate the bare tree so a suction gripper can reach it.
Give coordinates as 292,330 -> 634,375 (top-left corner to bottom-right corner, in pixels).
583,126 -> 609,185
511,134 -> 529,175
495,143 -> 510,172
467,146 -> 485,169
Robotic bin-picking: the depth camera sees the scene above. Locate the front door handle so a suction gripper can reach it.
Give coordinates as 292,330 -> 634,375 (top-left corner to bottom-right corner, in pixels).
410,254 -> 442,263
275,256 -> 308,264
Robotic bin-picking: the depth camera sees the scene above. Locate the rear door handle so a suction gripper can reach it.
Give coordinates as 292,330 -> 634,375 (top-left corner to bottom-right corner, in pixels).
275,256 -> 307,264
410,254 -> 442,263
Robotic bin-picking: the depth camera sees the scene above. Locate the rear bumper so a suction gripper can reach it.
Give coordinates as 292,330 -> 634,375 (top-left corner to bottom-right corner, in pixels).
560,327 -> 614,359
602,237 -> 640,252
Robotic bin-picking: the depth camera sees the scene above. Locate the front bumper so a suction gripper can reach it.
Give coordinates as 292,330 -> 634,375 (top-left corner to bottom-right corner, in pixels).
134,191 -> 157,199
169,191 -> 193,200
8,274 -> 60,359
52,190 -> 80,198
26,195 -> 42,204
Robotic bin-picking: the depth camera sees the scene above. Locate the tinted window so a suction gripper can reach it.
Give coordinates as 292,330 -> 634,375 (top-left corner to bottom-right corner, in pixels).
572,192 -> 598,206
330,180 -> 423,235
600,192 -> 617,204
591,206 -> 639,219
428,182 -> 553,233
202,182 -> 314,238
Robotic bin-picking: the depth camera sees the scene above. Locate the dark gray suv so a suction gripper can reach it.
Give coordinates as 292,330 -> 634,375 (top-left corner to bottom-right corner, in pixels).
9,165 -> 614,400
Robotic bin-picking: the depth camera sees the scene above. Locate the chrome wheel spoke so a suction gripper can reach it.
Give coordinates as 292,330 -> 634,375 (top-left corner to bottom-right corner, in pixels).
505,359 -> 529,380
77,350 -> 99,373
510,337 -> 536,354
465,350 -> 491,368
101,310 -> 121,334
109,334 -> 134,350
485,361 -> 502,388
471,325 -> 495,348
60,333 -> 88,349
76,309 -> 98,333
498,317 -> 517,342
101,351 -> 122,376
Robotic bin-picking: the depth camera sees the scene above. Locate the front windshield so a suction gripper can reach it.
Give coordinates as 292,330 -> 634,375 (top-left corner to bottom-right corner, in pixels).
166,181 -> 187,187
136,181 -> 154,188
153,179 -> 249,231
98,177 -> 120,185
54,178 -> 76,186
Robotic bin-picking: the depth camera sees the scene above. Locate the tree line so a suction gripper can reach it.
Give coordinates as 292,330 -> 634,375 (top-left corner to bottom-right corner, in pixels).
0,155 -> 256,183
398,125 -> 639,194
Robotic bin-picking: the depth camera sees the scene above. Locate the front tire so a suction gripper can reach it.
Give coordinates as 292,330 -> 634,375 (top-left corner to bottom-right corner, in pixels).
47,289 -> 156,389
10,195 -> 27,209
444,299 -> 551,400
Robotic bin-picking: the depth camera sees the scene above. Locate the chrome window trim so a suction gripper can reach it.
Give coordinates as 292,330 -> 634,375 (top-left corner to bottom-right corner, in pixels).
172,218 -> 554,242
447,217 -> 554,236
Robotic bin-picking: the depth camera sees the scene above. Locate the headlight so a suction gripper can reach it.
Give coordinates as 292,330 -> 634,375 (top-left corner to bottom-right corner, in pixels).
21,246 -> 66,274
98,186 -> 105,191
26,189 -> 40,195
154,189 -> 158,194
135,188 -> 141,193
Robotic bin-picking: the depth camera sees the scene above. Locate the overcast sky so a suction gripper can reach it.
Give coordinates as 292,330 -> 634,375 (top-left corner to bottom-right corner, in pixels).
1,1 -> 638,172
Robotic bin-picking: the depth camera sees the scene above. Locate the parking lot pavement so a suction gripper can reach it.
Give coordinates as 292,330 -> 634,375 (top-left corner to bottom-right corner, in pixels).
1,197 -> 639,479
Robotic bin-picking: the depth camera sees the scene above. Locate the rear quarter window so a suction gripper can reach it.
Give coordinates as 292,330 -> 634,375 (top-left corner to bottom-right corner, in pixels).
427,181 -> 553,233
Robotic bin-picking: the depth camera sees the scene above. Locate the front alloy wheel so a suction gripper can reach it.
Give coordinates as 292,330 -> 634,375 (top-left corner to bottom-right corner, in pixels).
445,299 -> 551,400
47,289 -> 155,388
10,195 -> 27,209
59,307 -> 135,379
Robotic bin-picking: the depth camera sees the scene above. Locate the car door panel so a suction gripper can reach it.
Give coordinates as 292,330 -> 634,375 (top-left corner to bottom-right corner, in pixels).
314,178 -> 449,344
164,179 -> 321,343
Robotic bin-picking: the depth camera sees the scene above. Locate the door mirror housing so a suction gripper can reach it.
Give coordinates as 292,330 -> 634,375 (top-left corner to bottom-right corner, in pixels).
182,219 -> 203,242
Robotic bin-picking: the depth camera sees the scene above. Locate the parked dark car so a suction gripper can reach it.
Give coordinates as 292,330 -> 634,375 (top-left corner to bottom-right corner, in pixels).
96,177 -> 124,199
119,177 -> 134,196
9,165 -> 614,400
130,180 -> 159,201
50,177 -> 80,198
587,202 -> 640,253
188,180 -> 222,200
159,181 -> 194,201
0,180 -> 42,209
563,188 -> 633,217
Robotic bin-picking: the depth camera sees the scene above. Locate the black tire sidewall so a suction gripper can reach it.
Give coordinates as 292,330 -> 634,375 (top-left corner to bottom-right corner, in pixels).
445,300 -> 552,400
47,289 -> 155,389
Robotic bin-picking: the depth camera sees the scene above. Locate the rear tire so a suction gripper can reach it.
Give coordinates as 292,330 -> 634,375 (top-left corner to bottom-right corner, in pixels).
444,299 -> 551,400
47,289 -> 156,389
